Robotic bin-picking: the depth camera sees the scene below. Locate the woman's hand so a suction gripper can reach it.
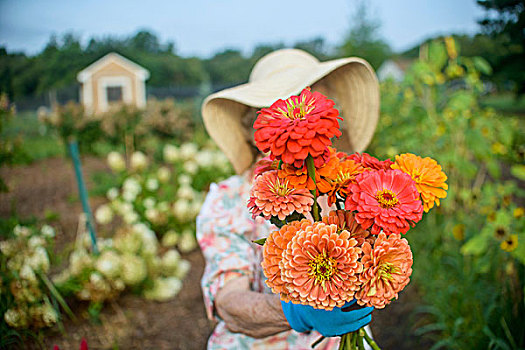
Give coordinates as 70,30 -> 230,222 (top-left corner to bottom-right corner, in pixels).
215,276 -> 291,338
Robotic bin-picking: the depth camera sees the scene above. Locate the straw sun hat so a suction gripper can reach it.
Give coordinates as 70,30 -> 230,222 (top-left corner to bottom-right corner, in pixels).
201,48 -> 380,174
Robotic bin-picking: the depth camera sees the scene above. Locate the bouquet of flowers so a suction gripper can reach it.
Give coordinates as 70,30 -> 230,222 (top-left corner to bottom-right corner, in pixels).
247,88 -> 448,349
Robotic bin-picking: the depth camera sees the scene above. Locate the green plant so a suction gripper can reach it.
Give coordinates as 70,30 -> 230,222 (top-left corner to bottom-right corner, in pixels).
0,223 -> 73,348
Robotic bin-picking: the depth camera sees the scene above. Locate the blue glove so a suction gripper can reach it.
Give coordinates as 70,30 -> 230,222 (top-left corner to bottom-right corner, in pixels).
281,299 -> 373,337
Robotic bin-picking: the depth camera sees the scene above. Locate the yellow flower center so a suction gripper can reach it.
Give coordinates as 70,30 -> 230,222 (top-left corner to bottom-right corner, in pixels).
412,169 -> 423,183
309,251 -> 337,287
336,170 -> 353,184
277,94 -> 315,120
376,189 -> 399,209
377,262 -> 399,281
270,177 -> 294,197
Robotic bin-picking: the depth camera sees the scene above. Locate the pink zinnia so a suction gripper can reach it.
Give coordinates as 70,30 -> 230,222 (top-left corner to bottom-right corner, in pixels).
253,156 -> 281,178
280,222 -> 363,310
254,88 -> 342,168
345,169 -> 423,235
355,232 -> 413,309
247,170 -> 314,220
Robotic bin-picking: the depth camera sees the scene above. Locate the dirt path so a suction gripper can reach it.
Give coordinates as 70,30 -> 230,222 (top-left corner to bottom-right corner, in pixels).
1,157 -> 430,349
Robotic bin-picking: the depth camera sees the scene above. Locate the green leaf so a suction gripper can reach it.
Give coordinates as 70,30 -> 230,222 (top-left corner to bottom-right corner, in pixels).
486,159 -> 501,179
510,165 -> 525,181
461,232 -> 489,256
252,237 -> 267,246
428,41 -> 448,70
473,56 -> 492,75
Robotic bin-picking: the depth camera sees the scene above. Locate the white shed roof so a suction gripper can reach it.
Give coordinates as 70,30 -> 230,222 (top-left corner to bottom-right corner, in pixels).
77,52 -> 150,83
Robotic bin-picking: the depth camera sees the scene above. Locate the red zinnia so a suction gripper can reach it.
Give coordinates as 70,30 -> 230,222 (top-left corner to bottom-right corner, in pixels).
347,152 -> 394,171
254,88 -> 342,168
345,169 -> 423,235
247,170 -> 314,220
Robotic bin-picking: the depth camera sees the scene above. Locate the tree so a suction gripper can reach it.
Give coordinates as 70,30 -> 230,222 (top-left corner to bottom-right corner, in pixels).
477,0 -> 525,94
338,1 -> 391,69
204,49 -> 252,86
294,37 -> 330,60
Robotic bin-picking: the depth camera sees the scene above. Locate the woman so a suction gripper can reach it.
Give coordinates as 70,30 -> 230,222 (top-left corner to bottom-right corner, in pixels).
197,48 -> 380,349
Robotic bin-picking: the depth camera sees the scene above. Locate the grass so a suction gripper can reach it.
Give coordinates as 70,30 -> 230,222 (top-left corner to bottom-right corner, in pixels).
3,111 -> 65,163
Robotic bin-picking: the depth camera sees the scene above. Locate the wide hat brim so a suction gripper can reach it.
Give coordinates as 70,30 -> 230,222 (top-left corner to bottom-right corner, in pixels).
202,50 -> 380,174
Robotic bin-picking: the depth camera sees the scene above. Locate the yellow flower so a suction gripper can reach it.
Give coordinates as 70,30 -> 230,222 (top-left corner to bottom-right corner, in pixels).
513,207 -> 524,219
491,142 -> 506,155
452,224 -> 465,241
494,226 -> 507,239
500,235 -> 518,252
444,37 -> 457,59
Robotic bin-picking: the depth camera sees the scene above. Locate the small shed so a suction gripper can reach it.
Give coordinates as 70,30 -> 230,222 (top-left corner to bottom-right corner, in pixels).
77,53 -> 150,114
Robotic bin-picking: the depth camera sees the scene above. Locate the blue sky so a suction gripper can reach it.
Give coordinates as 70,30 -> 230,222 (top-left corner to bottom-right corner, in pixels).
0,0 -> 486,57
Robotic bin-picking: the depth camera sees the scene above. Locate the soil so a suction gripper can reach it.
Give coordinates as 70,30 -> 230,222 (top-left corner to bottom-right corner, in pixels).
0,157 -> 432,350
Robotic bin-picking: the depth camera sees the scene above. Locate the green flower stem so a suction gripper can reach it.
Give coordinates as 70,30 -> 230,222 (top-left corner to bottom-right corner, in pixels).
349,332 -> 356,348
361,327 -> 381,350
338,332 -> 362,350
357,331 -> 366,350
338,334 -> 347,350
38,272 -> 76,321
306,155 -> 320,221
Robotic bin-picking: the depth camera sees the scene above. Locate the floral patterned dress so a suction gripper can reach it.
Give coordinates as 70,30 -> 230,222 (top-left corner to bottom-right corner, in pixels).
197,173 -> 340,349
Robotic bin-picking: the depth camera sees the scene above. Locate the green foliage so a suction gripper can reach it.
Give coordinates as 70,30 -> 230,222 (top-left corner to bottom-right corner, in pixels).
40,98 -> 198,158
0,94 -> 32,191
2,110 -> 64,163
477,0 -> 525,94
369,38 -> 525,349
40,102 -> 105,155
0,223 -> 65,347
204,49 -> 252,86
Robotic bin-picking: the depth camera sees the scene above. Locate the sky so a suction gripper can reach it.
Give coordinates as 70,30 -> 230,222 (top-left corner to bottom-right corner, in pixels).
0,0 -> 487,58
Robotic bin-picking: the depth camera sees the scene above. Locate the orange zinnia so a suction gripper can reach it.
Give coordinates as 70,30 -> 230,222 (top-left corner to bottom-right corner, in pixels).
247,170 -> 314,220
319,158 -> 365,206
277,147 -> 339,192
281,222 -> 363,310
254,88 -> 342,168
261,219 -> 312,300
322,210 -> 374,246
356,232 -> 413,309
391,153 -> 448,212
